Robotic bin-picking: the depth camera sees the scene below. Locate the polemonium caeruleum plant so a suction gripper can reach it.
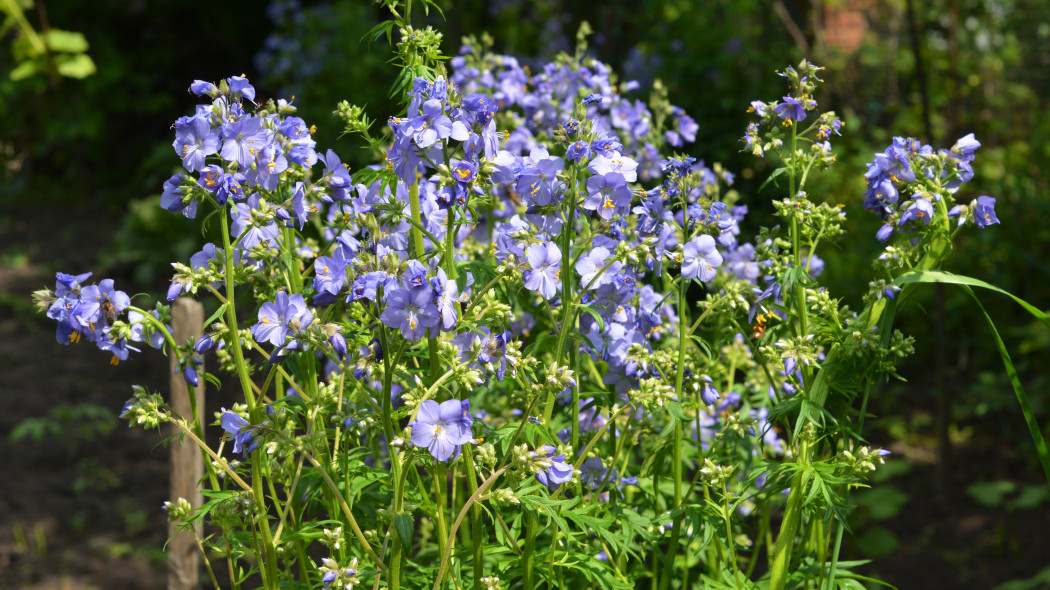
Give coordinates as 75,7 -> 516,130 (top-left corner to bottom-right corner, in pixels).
34,2 -> 1050,590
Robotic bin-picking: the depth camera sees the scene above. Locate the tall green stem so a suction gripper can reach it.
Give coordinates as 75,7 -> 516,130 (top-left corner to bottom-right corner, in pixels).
523,509 -> 538,590
768,437 -> 811,590
543,166 -> 578,425
788,122 -> 810,344
462,446 -> 485,590
219,205 -> 279,589
659,200 -> 690,590
408,179 -> 426,259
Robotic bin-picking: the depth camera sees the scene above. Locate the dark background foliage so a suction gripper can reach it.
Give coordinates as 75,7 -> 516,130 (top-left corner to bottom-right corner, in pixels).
2,0 -> 1048,587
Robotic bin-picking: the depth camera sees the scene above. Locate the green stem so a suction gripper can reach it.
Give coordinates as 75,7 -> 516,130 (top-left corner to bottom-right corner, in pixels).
170,419 -> 251,492
388,449 -> 403,587
408,179 -> 426,259
431,466 -> 510,590
126,306 -> 223,491
445,207 -> 459,280
542,165 -> 578,425
660,192 -> 691,590
768,437 -> 811,590
191,528 -> 222,590
223,528 -> 240,590
724,489 -> 744,590
218,205 -> 258,414
434,462 -> 450,581
461,446 -> 485,590
280,435 -> 386,569
523,509 -> 538,590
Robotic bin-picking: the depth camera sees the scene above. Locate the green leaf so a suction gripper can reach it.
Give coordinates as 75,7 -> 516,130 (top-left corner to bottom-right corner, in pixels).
870,459 -> 911,483
203,372 -> 222,390
995,565 -> 1050,590
55,53 -> 96,79
1008,484 -> 1050,510
362,19 -> 396,47
854,485 -> 908,520
43,29 -> 89,53
11,35 -> 41,62
892,270 -> 1050,485
393,512 -> 414,547
202,303 -> 229,331
966,480 -> 1017,507
854,525 -> 899,557
578,304 -> 605,333
892,270 -> 1050,331
346,470 -> 386,504
759,166 -> 789,194
9,58 -> 42,81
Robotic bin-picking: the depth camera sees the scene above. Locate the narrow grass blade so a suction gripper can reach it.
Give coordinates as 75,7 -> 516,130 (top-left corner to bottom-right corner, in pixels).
892,270 -> 1050,485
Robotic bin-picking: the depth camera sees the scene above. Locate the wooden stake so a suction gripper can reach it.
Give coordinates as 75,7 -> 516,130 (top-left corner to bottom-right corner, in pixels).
169,297 -> 204,590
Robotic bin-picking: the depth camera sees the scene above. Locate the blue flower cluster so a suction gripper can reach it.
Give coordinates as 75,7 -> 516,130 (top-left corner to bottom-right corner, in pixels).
151,43 -> 770,462
40,272 -> 162,364
741,61 -> 842,160
162,75 -> 318,223
863,133 -> 998,242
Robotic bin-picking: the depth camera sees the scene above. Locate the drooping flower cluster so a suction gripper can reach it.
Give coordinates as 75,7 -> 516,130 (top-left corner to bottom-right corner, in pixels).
34,272 -> 159,364
862,133 -> 998,242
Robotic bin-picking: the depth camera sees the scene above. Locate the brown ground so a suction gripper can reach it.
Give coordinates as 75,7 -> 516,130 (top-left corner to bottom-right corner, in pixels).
1,203 -> 1046,589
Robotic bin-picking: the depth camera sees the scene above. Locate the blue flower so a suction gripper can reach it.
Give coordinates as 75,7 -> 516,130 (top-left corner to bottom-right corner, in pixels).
161,174 -> 196,219
533,446 -> 574,490
197,166 -> 246,206
314,251 -> 347,297
409,399 -> 473,462
516,147 -> 565,206
523,242 -> 561,300
221,116 -> 271,169
566,140 -> 592,163
681,235 -> 723,282
189,80 -> 217,96
773,96 -> 807,123
582,172 -> 632,220
173,116 -> 219,172
231,197 -> 280,249
974,195 -> 1000,229
430,269 -> 460,331
950,133 -> 981,162
220,408 -> 258,455
319,149 -> 354,202
898,198 -> 934,227
226,75 -> 256,102
380,285 -> 440,341
251,292 -> 314,347
575,246 -> 622,290
561,118 -> 580,135
579,456 -> 610,490
699,375 -> 720,406
588,152 -> 638,183
247,143 -> 289,191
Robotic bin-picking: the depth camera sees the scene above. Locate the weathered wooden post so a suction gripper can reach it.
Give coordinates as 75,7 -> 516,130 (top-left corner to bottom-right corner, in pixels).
169,297 -> 204,590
